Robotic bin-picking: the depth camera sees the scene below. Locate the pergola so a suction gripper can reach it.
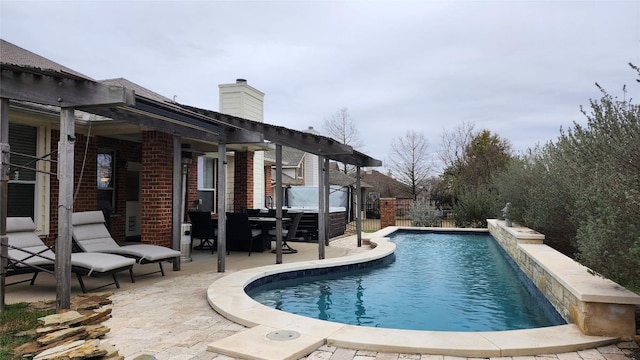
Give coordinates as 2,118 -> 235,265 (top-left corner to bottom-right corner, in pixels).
0,63 -> 381,311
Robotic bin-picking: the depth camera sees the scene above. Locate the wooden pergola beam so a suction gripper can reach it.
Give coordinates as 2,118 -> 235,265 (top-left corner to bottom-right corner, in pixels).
1,69 -> 134,108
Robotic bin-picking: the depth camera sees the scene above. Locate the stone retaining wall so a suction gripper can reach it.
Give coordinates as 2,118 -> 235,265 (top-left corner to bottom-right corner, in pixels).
488,219 -> 640,339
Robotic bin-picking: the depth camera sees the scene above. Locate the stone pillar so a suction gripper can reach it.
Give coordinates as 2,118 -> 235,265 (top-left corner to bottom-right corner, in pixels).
380,198 -> 396,228
140,131 -> 173,246
233,151 -> 254,211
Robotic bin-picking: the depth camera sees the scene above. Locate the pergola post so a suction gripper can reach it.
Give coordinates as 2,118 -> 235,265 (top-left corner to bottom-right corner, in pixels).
0,98 -> 9,312
56,107 -> 75,311
317,155 -> 325,259
217,141 -> 227,272
172,135 -> 182,271
324,157 -> 330,247
274,144 -> 283,264
356,166 -> 362,247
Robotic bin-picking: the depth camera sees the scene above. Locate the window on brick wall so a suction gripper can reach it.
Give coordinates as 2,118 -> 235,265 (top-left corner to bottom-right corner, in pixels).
197,156 -> 217,212
8,123 -> 37,219
97,149 -> 116,213
8,123 -> 50,233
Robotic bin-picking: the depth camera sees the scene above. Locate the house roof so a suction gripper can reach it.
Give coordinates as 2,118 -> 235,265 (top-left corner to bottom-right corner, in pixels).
264,146 -> 305,166
1,38 -> 382,167
0,39 -> 94,81
329,167 -> 372,188
361,169 -> 413,198
100,78 -> 174,105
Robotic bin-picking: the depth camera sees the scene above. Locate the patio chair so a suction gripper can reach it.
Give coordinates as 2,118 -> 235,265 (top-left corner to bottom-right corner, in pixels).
3,217 -> 136,293
71,210 -> 181,278
268,211 -> 303,253
226,212 -> 262,256
188,211 -> 217,253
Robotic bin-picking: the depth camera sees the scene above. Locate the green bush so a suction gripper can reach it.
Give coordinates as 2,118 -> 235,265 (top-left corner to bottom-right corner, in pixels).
408,200 -> 443,227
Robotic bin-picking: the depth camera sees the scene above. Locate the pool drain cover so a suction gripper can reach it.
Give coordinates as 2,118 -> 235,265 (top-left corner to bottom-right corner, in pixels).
266,330 -> 301,341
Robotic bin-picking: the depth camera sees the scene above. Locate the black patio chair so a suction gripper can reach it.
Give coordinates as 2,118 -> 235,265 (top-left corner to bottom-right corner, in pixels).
188,211 -> 218,253
226,212 -> 262,256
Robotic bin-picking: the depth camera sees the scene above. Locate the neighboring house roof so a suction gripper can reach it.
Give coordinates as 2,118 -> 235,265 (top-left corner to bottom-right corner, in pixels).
264,146 -> 305,167
329,167 -> 372,188
361,169 -> 412,198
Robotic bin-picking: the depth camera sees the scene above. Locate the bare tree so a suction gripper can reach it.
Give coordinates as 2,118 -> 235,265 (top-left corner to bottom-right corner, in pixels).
388,130 -> 433,200
324,107 -> 363,174
439,121 -> 475,169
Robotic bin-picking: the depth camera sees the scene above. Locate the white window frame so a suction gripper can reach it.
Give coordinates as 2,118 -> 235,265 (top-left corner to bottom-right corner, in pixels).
197,155 -> 217,213
7,123 -> 51,235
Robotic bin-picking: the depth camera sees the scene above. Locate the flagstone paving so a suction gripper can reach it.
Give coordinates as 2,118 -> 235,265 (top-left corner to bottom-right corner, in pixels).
5,236 -> 638,360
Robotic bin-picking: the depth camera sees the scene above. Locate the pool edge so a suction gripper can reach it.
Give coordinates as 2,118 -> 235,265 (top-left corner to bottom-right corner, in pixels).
207,231 -> 620,358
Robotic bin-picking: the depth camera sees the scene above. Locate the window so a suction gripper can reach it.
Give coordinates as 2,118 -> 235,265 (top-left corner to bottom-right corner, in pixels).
197,156 -> 217,212
8,123 -> 37,218
297,161 -> 304,180
97,150 -> 116,212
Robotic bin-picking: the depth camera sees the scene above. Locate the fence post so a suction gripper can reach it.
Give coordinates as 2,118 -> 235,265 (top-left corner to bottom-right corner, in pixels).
380,198 -> 396,228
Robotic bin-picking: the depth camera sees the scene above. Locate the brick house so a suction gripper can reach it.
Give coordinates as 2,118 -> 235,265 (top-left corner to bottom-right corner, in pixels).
1,39 -> 381,269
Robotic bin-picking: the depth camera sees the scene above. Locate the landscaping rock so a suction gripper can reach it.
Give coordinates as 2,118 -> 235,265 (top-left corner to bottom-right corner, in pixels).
12,293 -> 121,360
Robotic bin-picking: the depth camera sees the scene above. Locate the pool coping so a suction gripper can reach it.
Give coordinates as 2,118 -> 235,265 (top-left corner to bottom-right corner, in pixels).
206,227 -> 619,360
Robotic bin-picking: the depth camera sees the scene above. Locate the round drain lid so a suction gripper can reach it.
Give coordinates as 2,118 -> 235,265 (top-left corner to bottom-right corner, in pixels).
266,330 -> 301,341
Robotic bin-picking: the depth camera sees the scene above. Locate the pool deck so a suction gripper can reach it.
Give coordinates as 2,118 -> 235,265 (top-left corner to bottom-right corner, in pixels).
4,235 -> 639,360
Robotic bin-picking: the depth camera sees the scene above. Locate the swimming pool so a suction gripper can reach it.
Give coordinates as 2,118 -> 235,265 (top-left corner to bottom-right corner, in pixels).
246,230 -> 565,331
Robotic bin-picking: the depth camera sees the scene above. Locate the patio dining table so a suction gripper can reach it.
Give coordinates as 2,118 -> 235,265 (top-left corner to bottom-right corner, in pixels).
248,216 -> 295,253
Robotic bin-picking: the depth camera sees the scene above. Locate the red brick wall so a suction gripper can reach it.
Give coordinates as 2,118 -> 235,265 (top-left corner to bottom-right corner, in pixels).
380,198 -> 396,228
96,137 -> 141,242
47,131 -> 142,245
233,151 -> 254,211
47,131 -> 98,245
264,165 -> 272,199
186,156 -> 198,219
140,131 -> 173,246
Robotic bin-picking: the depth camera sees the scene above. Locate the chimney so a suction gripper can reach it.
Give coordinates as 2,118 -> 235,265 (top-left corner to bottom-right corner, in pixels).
218,78 -> 264,122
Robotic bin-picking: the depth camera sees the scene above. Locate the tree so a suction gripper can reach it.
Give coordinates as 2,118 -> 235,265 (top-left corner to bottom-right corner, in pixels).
388,130 -> 433,200
439,127 -> 512,206
438,128 -> 512,227
490,64 -> 640,289
323,107 -> 363,174
439,121 -> 476,170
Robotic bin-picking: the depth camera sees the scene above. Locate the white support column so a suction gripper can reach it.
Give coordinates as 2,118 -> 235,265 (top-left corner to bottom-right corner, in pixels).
56,107 -> 75,311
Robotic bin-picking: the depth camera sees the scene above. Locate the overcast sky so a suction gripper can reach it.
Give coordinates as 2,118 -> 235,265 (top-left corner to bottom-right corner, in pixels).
1,0 -> 639,172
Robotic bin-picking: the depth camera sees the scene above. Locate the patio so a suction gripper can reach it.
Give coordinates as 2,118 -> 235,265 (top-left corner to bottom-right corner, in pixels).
4,236 -> 638,360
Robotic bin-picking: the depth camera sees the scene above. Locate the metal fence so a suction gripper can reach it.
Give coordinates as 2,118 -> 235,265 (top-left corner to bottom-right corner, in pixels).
345,198 -> 456,235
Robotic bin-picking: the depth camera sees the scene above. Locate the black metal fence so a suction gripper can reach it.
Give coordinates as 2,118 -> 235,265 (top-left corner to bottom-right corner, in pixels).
345,198 -> 456,235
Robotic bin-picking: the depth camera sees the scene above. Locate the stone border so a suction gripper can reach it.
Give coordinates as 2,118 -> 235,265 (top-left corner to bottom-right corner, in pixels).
487,219 -> 640,339
207,227 -> 621,358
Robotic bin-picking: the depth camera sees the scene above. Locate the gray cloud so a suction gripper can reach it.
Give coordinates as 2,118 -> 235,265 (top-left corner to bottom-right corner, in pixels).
1,0 -> 638,173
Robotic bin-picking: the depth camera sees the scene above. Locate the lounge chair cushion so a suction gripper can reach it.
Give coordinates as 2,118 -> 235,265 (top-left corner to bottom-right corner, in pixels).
6,217 -> 135,275
72,210 -> 180,262
6,217 -> 56,267
70,253 -> 135,275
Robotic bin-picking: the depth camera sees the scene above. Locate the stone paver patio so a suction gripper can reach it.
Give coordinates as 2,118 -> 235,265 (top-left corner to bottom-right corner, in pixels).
4,236 -> 639,359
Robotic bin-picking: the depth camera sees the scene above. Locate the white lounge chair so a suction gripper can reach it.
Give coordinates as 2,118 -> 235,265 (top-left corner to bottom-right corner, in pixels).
71,210 -> 181,278
3,217 -> 136,293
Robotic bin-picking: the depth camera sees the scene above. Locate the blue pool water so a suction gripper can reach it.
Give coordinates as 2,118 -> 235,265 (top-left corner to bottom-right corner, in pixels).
247,230 -> 565,331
